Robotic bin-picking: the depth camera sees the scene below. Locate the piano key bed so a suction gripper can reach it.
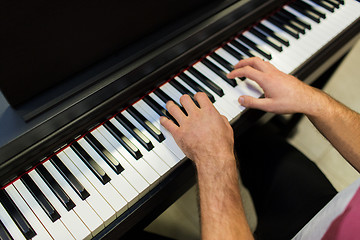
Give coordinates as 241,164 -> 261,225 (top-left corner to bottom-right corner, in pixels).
1,0 -> 359,239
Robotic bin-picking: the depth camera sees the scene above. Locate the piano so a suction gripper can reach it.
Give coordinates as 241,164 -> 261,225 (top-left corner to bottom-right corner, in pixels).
0,0 -> 359,239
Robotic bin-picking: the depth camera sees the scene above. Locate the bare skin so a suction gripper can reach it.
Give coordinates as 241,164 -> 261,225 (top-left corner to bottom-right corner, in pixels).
227,57 -> 360,172
160,57 -> 360,239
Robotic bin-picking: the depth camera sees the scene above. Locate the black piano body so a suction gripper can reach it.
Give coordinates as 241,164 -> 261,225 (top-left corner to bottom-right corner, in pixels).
0,0 -> 359,239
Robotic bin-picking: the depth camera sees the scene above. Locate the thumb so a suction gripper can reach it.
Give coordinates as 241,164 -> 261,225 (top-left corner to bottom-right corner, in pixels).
239,95 -> 273,112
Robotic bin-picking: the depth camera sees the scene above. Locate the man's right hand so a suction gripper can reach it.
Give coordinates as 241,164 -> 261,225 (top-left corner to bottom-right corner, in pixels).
227,57 -> 325,116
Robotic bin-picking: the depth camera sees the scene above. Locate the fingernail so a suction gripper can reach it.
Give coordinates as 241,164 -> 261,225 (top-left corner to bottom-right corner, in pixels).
239,97 -> 245,105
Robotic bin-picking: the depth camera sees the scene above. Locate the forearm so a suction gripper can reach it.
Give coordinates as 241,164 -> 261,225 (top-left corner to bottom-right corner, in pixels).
196,156 -> 253,240
305,88 -> 360,172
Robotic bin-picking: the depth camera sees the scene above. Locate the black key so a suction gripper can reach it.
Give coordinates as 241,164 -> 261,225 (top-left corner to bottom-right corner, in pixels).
50,156 -> 90,200
267,16 -> 300,39
297,0 -> 327,18
127,106 -> 165,142
36,164 -> 75,211
71,142 -> 111,184
223,44 -> 245,61
179,73 -> 216,102
154,89 -> 177,106
230,40 -> 255,57
272,12 -> 306,34
187,67 -> 224,97
169,79 -> 194,97
210,52 -> 233,72
143,95 -> 180,126
85,134 -> 124,174
202,57 -> 237,87
0,189 -> 36,239
153,89 -> 188,116
249,28 -> 283,52
104,121 -> 143,159
309,0 -> 335,12
323,0 -> 340,8
115,113 -> 154,151
279,9 -> 312,30
21,174 -> 61,222
169,79 -> 201,107
256,24 -> 290,46
211,52 -> 246,81
290,2 -> 321,23
0,220 -> 13,240
238,35 -> 272,60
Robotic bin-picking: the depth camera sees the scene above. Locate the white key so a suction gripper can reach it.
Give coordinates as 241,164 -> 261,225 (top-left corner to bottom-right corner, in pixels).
133,101 -> 186,160
13,180 -> 75,239
109,118 -> 170,176
78,138 -> 139,205
43,160 -> 104,236
216,47 -> 240,66
57,151 -> 116,226
97,126 -> 160,186
63,147 -> 127,217
5,184 -> 53,240
0,201 -> 26,240
28,171 -> 92,240
91,129 -> 150,196
160,84 -> 183,104
122,110 -> 180,168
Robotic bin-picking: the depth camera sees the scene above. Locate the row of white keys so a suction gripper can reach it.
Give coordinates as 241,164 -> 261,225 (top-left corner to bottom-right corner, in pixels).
77,138 -> 139,205
132,101 -> 186,160
57,151 -> 116,226
12,179 -> 74,239
0,201 -> 26,240
28,170 -> 92,239
90,129 -> 150,197
282,3 -> 347,58
122,110 -> 181,168
43,160 -> 104,236
62,148 -> 127,217
96,126 -> 160,187
109,117 -> 170,176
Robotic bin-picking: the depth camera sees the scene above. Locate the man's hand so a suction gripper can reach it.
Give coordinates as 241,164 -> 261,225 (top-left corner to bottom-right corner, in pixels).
227,57 -> 323,116
160,93 -> 253,240
160,92 -> 234,166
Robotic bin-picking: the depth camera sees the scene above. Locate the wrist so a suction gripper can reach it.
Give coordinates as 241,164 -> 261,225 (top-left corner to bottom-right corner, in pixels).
303,88 -> 334,118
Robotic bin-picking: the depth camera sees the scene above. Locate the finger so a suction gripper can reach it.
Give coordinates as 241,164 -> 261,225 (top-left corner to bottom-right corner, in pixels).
194,92 -> 213,109
180,94 -> 198,115
166,100 -> 186,124
160,116 -> 178,134
233,57 -> 271,72
227,66 -> 264,85
238,95 -> 274,112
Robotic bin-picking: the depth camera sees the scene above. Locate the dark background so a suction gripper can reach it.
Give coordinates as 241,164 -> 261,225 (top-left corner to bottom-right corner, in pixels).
0,0 -> 221,106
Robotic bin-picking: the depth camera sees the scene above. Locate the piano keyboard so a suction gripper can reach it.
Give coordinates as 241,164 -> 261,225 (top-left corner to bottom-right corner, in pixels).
1,0 -> 359,239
